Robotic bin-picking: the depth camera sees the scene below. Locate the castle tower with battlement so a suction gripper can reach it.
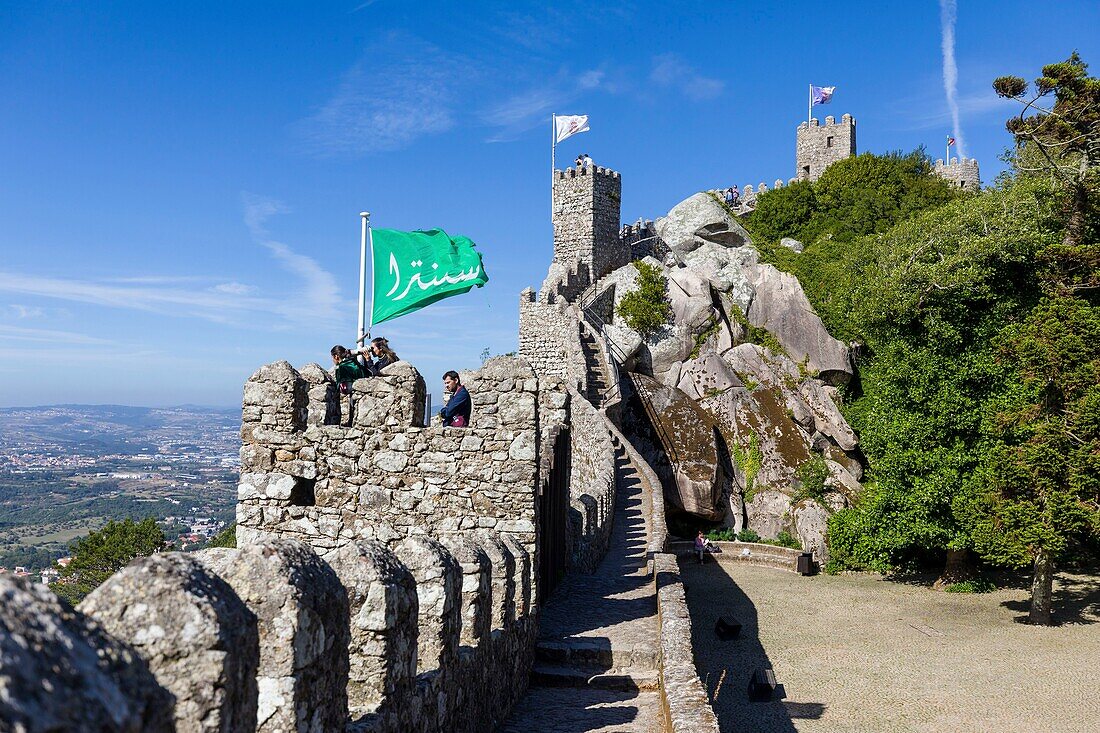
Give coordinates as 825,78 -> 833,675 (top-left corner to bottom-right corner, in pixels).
552,165 -> 625,287
934,156 -> 981,191
796,114 -> 856,181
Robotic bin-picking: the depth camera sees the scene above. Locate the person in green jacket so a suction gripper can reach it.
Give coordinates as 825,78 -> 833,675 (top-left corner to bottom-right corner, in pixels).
330,345 -> 365,394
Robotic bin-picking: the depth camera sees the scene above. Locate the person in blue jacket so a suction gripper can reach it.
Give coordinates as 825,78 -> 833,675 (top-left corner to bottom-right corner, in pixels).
439,370 -> 471,427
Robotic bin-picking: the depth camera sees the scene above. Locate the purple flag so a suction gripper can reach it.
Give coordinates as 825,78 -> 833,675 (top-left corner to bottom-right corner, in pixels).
811,85 -> 836,105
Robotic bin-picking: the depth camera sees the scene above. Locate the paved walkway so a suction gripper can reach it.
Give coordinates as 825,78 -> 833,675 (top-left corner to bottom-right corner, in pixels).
499,445 -> 663,733
682,561 -> 1100,733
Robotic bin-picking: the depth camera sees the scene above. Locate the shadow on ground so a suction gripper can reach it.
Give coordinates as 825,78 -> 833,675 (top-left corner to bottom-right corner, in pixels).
1000,571 -> 1100,626
681,556 -> 819,733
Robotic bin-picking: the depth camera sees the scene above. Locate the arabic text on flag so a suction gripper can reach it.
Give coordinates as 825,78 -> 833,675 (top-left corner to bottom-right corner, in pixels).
371,229 -> 489,326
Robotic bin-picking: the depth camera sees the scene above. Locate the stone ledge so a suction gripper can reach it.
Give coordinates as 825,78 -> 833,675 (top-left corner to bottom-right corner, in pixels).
669,540 -> 803,573
654,552 -> 721,733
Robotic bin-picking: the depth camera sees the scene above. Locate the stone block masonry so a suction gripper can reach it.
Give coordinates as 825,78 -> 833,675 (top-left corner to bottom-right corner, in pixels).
553,165 -> 626,282
934,156 -> 981,191
796,114 -> 856,181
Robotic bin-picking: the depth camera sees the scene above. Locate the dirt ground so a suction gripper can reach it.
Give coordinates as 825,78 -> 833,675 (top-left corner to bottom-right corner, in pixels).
681,559 -> 1100,733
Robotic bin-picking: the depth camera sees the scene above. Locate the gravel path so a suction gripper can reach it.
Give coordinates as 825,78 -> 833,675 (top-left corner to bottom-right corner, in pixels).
682,561 -> 1100,733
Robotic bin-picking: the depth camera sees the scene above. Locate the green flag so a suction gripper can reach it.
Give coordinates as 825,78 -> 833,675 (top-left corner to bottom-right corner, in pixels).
371,228 -> 488,326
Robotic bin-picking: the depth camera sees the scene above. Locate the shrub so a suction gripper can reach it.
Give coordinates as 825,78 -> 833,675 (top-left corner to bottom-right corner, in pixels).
794,454 -> 830,504
705,528 -> 736,542
775,530 -> 803,549
737,529 -> 761,543
616,260 -> 672,339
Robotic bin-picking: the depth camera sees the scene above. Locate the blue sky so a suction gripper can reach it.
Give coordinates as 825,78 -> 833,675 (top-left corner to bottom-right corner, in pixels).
1,1 -> 1097,407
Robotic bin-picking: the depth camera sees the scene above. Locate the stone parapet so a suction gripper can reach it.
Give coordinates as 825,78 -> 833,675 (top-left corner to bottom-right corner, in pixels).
934,156 -> 981,191
668,539 -> 803,572
654,553 -> 721,733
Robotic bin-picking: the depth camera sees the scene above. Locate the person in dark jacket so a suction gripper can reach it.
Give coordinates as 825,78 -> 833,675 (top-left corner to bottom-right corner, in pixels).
356,336 -> 400,376
439,370 -> 471,427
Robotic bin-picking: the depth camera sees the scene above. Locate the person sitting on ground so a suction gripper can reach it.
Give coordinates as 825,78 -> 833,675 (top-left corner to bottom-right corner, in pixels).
355,336 -> 399,376
331,345 -> 366,395
439,370 -> 471,427
694,530 -> 721,563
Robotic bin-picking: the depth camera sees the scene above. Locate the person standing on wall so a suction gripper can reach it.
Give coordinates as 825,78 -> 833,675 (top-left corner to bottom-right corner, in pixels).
439,370 -> 471,427
331,345 -> 366,425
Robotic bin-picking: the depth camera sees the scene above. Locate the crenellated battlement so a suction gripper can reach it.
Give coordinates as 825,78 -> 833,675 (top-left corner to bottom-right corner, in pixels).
933,156 -> 981,191
552,162 -> 625,290
554,164 -> 621,181
797,113 -> 856,181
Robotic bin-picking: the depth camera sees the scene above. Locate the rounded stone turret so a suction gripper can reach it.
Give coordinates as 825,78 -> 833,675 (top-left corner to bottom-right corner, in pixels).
933,156 -> 981,191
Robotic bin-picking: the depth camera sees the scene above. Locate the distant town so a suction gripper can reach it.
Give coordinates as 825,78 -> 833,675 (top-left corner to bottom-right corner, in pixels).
0,404 -> 239,580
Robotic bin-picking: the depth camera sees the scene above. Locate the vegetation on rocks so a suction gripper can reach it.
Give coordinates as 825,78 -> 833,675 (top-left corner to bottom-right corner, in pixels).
52,517 -> 165,604
616,260 -> 672,338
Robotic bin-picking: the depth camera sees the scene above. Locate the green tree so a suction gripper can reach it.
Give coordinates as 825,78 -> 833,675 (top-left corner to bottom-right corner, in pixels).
206,522 -> 236,549
994,51 -> 1100,286
52,517 -> 165,604
616,260 -> 672,339
971,298 -> 1100,624
825,175 -> 1060,576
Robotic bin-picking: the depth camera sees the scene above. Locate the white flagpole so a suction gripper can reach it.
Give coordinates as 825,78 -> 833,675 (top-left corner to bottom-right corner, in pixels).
946,139 -> 951,163
357,212 -> 370,347
808,84 -> 812,124
551,114 -> 556,219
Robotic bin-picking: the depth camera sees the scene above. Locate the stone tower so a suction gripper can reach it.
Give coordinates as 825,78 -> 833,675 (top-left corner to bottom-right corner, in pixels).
934,156 -> 981,191
551,165 -> 625,284
796,114 -> 856,181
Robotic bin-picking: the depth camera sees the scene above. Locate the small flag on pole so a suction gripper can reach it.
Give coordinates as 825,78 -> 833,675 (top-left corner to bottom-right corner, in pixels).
554,114 -> 590,144
811,85 -> 836,106
947,136 -> 956,146
370,229 -> 488,326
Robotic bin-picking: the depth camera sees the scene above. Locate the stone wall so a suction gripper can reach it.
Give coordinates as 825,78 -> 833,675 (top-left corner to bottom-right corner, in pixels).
565,384 -> 616,572
230,355 -> 558,731
934,156 -> 981,191
796,114 -> 856,181
518,288 -> 587,392
552,165 -> 625,281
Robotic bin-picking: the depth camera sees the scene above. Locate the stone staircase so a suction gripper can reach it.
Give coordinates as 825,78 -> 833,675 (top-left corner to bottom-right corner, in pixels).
579,325 -> 611,408
498,444 -> 664,732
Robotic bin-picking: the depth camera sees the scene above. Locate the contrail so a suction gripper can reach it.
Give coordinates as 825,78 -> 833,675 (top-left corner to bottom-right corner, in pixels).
939,0 -> 966,158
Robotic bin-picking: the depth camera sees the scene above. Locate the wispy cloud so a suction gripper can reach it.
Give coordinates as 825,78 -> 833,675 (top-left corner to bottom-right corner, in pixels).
0,323 -> 115,345
939,0 -> 966,157
1,304 -> 46,319
890,87 -> 1014,132
482,68 -> 611,142
296,34 -> 468,155
650,54 -> 724,101
0,196 -> 341,331
242,193 -> 342,324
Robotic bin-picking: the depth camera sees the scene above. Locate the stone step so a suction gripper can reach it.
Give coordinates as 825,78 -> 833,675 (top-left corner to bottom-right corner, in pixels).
536,638 -> 659,671
530,663 -> 660,692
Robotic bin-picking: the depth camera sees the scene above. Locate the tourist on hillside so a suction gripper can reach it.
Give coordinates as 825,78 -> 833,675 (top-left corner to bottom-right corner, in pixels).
439,370 -> 471,428
726,185 -> 740,206
356,336 -> 400,376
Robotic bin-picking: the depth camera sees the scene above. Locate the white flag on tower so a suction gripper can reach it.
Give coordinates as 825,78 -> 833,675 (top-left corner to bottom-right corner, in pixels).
554,114 -> 590,144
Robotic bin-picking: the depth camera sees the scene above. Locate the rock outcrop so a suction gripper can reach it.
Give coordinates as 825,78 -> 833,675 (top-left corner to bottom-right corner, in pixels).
602,191 -> 863,556
630,373 -> 726,521
0,575 -> 172,733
